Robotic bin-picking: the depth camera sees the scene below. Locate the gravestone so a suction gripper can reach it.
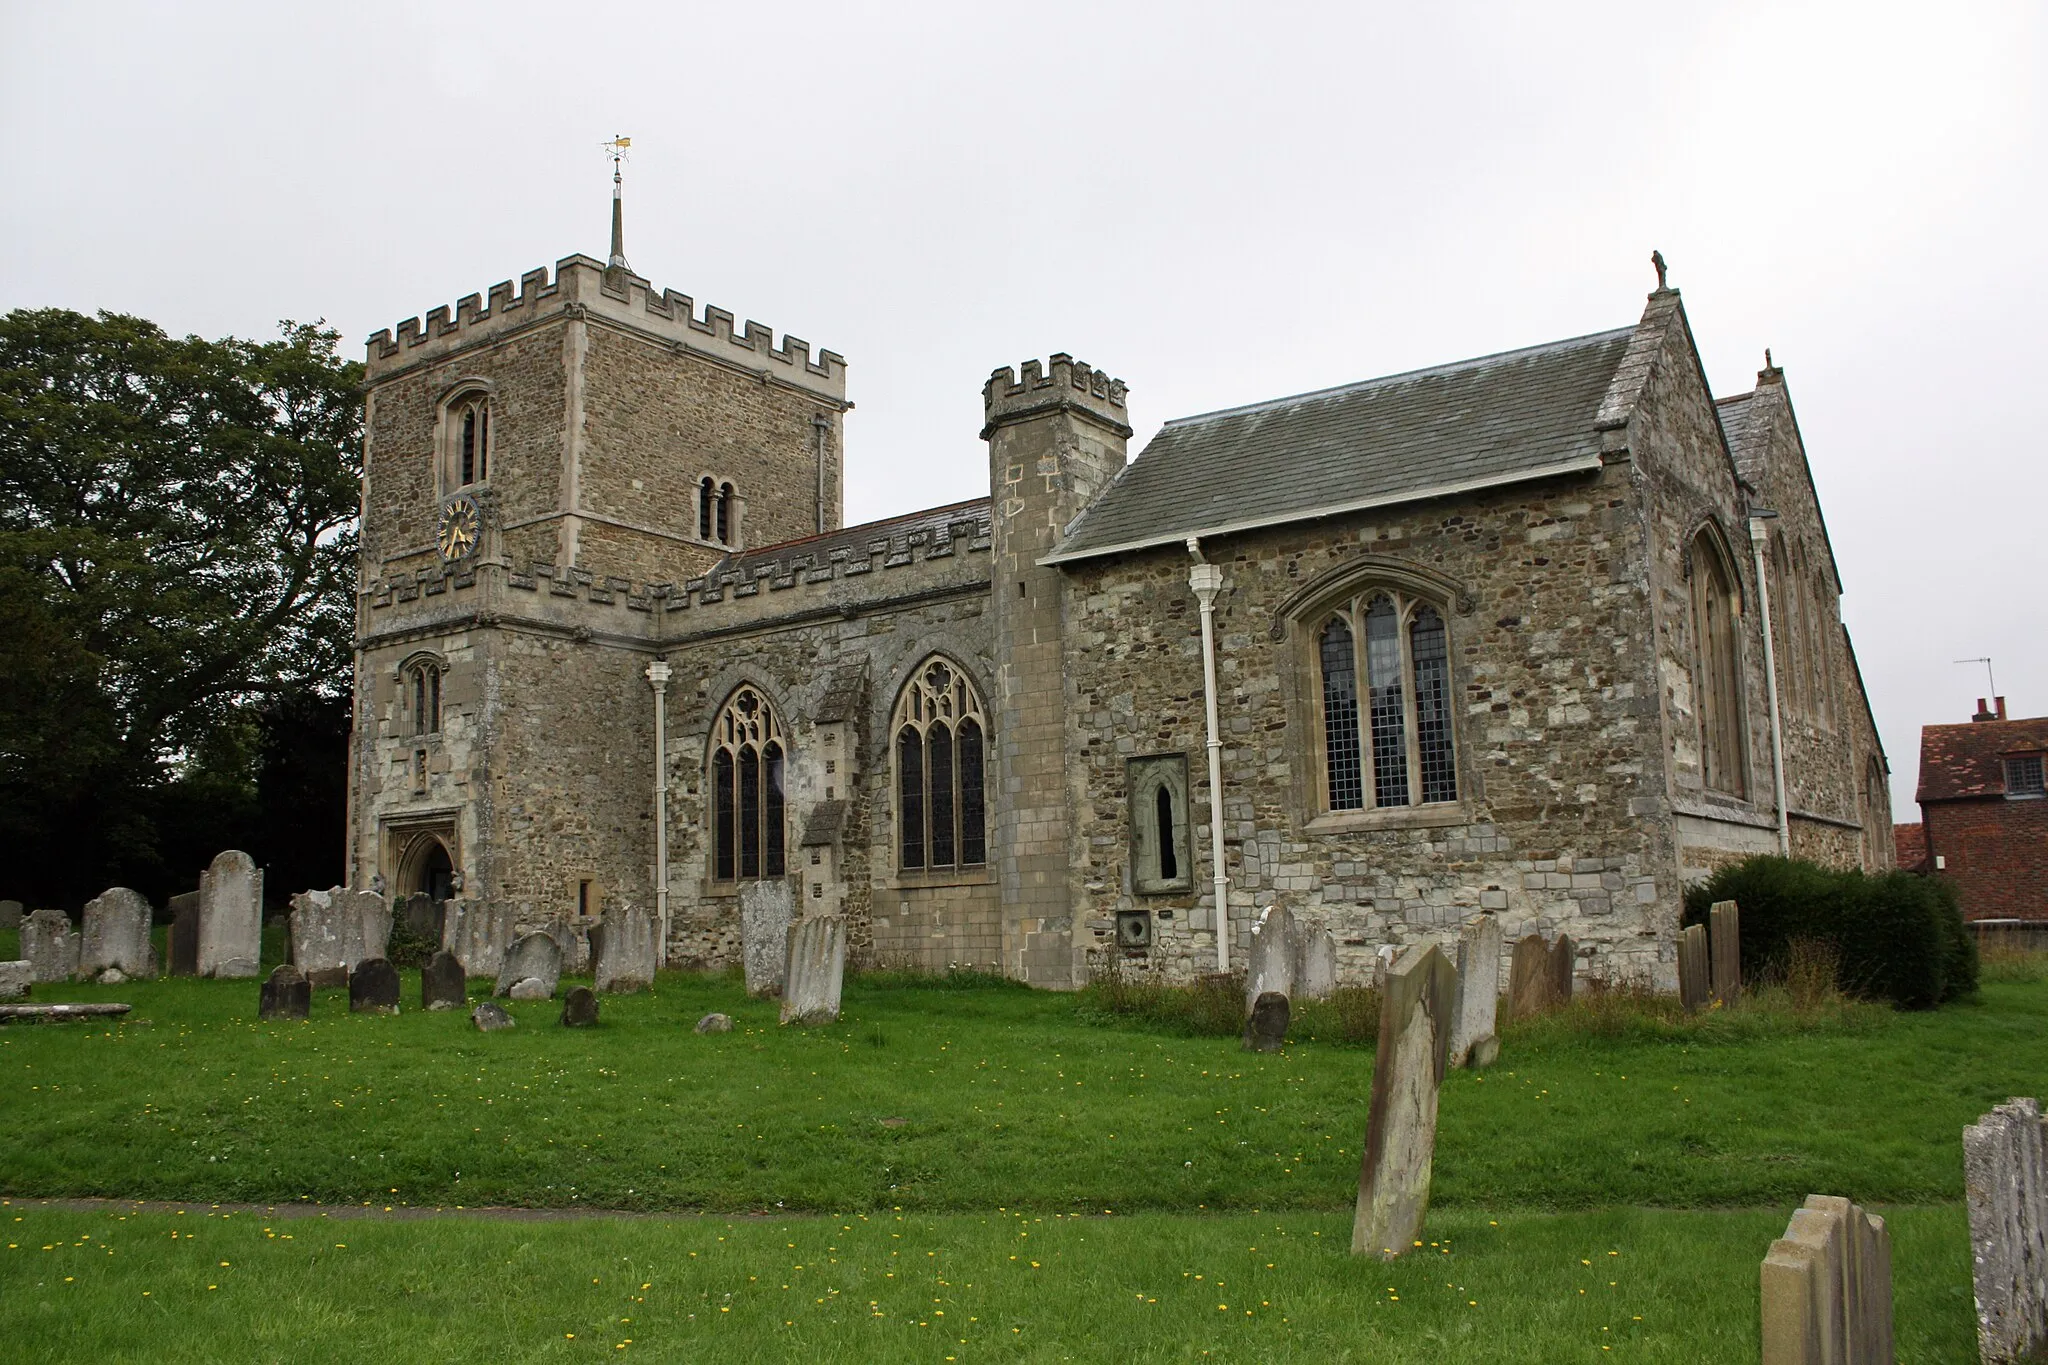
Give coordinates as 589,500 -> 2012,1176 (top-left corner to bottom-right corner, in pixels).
593,904 -> 657,994
1548,933 -> 1575,1007
79,887 -> 153,982
560,986 -> 599,1027
0,900 -> 22,928
259,964 -> 310,1021
780,914 -> 847,1026
1508,933 -> 1553,1019
1244,905 -> 1298,1012
1243,991 -> 1289,1052
1448,914 -> 1503,1067
1678,923 -> 1712,1013
421,950 -> 466,1011
353,889 -> 394,963
1963,1096 -> 2048,1363
695,1012 -> 733,1034
543,919 -> 589,975
471,1000 -> 515,1032
494,931 -> 563,1000
741,880 -> 794,997
1759,1194 -> 1893,1365
0,960 -> 29,998
442,899 -> 516,979
22,909 -> 77,983
1710,900 -> 1742,1006
197,850 -> 262,978
289,887 -> 390,987
399,892 -> 444,946
1353,942 -> 1459,1259
1295,921 -> 1338,1001
167,892 -> 201,976
348,958 -> 400,1014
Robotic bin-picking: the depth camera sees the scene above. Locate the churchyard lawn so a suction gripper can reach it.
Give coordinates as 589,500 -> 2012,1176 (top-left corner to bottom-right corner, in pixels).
2,960 -> 2043,1360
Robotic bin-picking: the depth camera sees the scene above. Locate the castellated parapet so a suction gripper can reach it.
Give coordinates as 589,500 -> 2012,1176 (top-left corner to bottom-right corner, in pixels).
982,354 -> 1131,438
366,255 -> 846,404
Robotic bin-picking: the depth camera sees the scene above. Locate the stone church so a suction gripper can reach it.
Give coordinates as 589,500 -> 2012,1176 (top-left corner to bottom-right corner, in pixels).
348,212 -> 1893,990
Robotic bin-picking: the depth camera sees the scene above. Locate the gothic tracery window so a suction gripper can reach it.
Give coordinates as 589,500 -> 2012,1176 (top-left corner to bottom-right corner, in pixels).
893,658 -> 987,872
709,686 -> 785,882
1315,590 -> 1458,812
401,657 -> 442,737
1690,528 -> 1747,798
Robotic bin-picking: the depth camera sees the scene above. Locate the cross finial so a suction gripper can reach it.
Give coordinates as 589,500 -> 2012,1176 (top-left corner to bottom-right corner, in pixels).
1651,250 -> 1669,291
602,135 -> 632,272
1764,347 -> 1773,368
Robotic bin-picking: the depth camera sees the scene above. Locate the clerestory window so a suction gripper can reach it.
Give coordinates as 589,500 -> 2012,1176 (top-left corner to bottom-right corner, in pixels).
1314,590 -> 1457,812
708,686 -> 786,882
893,658 -> 987,873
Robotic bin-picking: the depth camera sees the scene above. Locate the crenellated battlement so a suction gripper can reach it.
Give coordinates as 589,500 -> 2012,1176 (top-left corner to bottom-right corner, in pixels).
982,353 -> 1129,436
366,255 -> 846,401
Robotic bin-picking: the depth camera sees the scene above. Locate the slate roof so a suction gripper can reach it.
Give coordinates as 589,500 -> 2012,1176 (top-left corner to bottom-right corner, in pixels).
1716,393 -> 1764,480
715,497 -> 990,579
1045,327 -> 1636,563
1917,717 -> 2048,802
800,800 -> 848,848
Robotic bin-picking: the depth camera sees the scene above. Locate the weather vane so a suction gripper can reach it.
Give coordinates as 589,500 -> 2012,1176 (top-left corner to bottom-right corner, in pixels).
601,135 -> 632,272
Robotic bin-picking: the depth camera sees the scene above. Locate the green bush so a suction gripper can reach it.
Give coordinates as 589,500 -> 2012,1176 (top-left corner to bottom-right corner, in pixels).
384,920 -> 438,970
1683,856 -> 1975,1009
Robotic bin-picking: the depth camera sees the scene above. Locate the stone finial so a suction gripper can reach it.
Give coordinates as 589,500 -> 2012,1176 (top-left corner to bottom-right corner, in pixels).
1651,249 -> 1669,291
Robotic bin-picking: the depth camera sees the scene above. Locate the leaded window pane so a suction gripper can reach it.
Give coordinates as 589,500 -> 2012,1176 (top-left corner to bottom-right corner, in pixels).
1365,596 -> 1409,807
958,719 -> 986,865
763,741 -> 786,876
1320,617 -> 1362,811
713,749 -> 735,882
738,746 -> 760,878
929,720 -> 955,868
898,728 -> 925,869
1412,607 -> 1456,803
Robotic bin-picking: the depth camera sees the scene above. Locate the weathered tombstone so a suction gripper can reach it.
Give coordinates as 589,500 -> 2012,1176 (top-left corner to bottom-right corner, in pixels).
1963,1096 -> 2048,1364
22,909 -> 78,984
1508,933 -> 1553,1019
1448,914 -> 1503,1067
421,950 -> 466,1011
196,850 -> 262,978
399,892 -> 444,945
0,900 -> 21,929
167,892 -> 201,976
1548,933 -> 1575,1007
1710,900 -> 1742,1006
543,919 -> 589,975
351,889 -> 394,964
259,964 -> 310,1021
741,880 -> 795,997
494,931 -> 563,1000
290,887 -> 391,986
780,914 -> 847,1026
471,1000 -> 515,1032
1353,942 -> 1459,1259
79,887 -> 153,982
1759,1194 -> 1893,1365
1295,921 -> 1338,1001
1244,905 -> 1298,1013
560,986 -> 599,1028
593,904 -> 658,994
1678,923 -> 1712,1013
442,899 -> 516,979
348,957 -> 400,1014
0,960 -> 29,999
1243,991 -> 1289,1052
695,1012 -> 733,1034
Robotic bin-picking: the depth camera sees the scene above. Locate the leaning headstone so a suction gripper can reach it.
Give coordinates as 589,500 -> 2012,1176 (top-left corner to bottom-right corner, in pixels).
79,887 -> 153,982
442,899 -> 516,979
1759,1193 -> 1893,1364
197,850 -> 262,979
543,919 -> 589,975
22,909 -> 77,984
0,960 -> 29,999
494,931 -> 563,1000
1295,921 -> 1338,1001
1508,933 -> 1553,1019
258,964 -> 310,1021
1245,905 -> 1298,1012
1448,914 -> 1503,1067
421,950 -> 466,1011
1678,923 -> 1712,1013
741,880 -> 795,997
0,900 -> 21,929
1548,933 -> 1575,1008
167,892 -> 201,976
1353,942 -> 1459,1259
1243,991 -> 1289,1053
780,914 -> 847,1026
560,986 -> 599,1028
593,904 -> 657,994
1963,1096 -> 2048,1364
1710,900 -> 1742,1006
348,958 -> 400,1014
695,1012 -> 733,1034
471,1000 -> 515,1032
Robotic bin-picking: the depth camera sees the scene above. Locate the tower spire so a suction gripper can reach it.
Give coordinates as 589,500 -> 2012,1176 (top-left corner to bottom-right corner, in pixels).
603,135 -> 632,272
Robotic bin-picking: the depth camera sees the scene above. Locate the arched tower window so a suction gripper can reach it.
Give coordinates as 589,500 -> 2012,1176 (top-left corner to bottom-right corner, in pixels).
698,477 -> 716,540
708,686 -> 786,882
717,482 -> 735,546
441,390 -> 491,491
698,477 -> 739,548
400,656 -> 443,737
1689,527 -> 1747,798
893,658 -> 988,872
1313,588 -> 1458,812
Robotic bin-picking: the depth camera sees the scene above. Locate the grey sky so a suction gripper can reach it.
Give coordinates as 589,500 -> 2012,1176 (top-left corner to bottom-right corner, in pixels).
3,1 -> 2041,821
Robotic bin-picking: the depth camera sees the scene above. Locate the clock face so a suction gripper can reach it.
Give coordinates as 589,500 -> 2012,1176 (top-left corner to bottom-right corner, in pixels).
437,494 -> 481,562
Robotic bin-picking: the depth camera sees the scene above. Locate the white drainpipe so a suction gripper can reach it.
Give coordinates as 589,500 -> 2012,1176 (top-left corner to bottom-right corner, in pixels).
1187,539 -> 1232,972
1746,515 -> 1791,856
645,658 -> 673,962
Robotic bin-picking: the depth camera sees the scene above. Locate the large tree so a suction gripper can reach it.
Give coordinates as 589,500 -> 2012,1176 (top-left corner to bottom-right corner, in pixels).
0,309 -> 362,909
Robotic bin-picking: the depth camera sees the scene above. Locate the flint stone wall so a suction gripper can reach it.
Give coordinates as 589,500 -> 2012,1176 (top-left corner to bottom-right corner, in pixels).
198,850 -> 263,979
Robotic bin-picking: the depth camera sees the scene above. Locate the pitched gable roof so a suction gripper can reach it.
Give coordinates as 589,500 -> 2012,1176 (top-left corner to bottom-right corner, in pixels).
1716,393 -> 1764,480
1917,716 -> 2048,802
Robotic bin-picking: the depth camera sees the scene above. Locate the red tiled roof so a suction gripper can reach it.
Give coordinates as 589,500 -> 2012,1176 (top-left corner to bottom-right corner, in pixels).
1917,716 -> 2048,802
1893,823 -> 1928,872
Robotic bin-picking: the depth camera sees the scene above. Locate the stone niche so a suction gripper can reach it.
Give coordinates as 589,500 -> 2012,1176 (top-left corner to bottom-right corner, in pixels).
1128,753 -> 1193,895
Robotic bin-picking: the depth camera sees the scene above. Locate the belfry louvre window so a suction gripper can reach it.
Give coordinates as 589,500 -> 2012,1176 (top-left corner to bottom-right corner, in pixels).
698,478 -> 736,546
894,658 -> 987,872
446,393 -> 489,488
709,686 -> 786,881
403,658 -> 442,737
1690,529 -> 1747,798
1315,590 -> 1457,811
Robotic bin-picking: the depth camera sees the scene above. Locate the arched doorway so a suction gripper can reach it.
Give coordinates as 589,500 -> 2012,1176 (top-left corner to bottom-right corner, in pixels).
396,832 -> 456,902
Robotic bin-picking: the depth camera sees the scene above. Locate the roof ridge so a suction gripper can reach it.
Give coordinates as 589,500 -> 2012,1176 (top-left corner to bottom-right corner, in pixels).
1160,325 -> 1636,430
732,496 -> 989,561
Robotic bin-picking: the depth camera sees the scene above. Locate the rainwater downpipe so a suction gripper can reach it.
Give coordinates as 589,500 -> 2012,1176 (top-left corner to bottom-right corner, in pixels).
1746,513 -> 1792,856
813,414 -> 831,535
1186,538 -> 1232,973
645,658 -> 673,962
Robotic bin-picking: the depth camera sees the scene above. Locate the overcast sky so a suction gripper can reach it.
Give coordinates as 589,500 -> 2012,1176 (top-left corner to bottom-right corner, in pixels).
2,1 -> 2041,819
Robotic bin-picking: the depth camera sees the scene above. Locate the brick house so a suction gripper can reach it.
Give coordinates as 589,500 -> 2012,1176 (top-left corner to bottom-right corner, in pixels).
1912,699 -> 2048,921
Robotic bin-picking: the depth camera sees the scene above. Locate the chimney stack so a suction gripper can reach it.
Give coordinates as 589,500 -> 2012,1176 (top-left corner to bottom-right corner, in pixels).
1974,698 -> 1998,723
1995,695 -> 2008,720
